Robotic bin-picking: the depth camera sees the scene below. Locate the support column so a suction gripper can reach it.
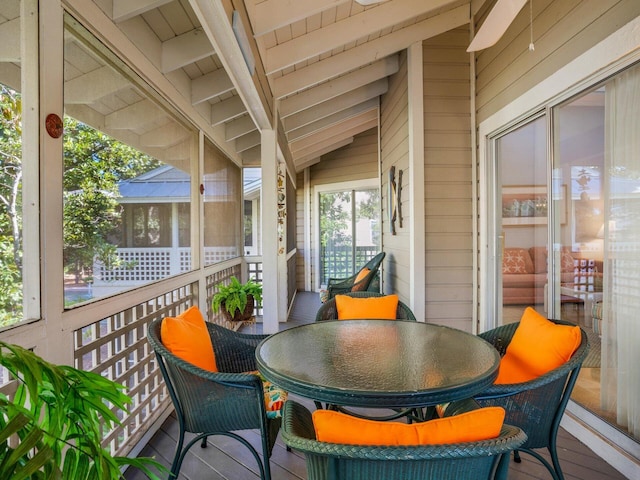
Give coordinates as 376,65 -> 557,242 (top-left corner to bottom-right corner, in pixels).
261,129 -> 280,333
408,42 -> 426,321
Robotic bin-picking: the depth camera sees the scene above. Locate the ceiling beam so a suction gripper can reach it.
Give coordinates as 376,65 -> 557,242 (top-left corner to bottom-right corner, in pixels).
191,0 -> 271,130
284,79 -> 386,132
211,95 -> 247,125
287,98 -> 378,142
235,130 -> 261,153
273,4 -> 468,98
294,137 -> 354,169
247,0 -> 349,37
140,122 -> 189,147
105,99 -> 166,129
191,68 -> 235,105
112,0 -> 173,23
289,110 -> 378,153
225,115 -> 257,141
161,28 -> 214,73
265,0 -> 459,74
241,145 -> 261,165
64,66 -> 129,104
279,56 -> 398,114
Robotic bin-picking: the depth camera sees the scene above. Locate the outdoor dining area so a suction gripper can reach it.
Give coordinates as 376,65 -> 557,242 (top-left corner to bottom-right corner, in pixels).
126,258 -> 625,480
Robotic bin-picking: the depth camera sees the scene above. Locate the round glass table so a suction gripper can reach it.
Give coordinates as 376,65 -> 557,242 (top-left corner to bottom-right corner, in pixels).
256,320 -> 500,409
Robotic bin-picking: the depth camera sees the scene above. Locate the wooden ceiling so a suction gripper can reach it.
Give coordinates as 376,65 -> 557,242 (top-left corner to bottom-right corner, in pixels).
2,0 -> 484,172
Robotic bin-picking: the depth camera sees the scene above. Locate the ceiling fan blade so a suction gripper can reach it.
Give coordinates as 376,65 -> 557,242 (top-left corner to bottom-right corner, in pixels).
467,0 -> 528,52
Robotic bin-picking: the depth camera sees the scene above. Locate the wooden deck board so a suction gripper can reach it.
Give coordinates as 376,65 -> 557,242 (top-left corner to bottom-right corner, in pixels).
125,292 -> 629,480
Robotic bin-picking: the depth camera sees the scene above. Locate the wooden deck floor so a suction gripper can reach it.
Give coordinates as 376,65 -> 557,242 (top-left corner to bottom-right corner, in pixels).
125,292 -> 629,480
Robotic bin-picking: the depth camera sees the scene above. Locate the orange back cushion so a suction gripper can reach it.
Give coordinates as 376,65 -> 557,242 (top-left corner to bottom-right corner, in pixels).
495,307 -> 581,384
312,407 -> 505,446
351,267 -> 372,291
335,294 -> 399,320
161,306 -> 218,372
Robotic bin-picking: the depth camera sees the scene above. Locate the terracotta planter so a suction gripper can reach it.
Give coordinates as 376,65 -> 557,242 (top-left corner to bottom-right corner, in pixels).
221,295 -> 255,323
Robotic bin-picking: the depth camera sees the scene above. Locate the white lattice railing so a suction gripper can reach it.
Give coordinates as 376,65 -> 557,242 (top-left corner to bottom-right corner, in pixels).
93,246 -> 239,287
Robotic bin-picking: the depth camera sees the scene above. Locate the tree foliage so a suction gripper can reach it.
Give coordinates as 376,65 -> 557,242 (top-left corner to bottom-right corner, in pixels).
0,83 -> 160,324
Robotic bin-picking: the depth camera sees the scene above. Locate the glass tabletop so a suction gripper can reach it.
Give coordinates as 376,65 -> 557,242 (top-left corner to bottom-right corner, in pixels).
256,320 -> 500,408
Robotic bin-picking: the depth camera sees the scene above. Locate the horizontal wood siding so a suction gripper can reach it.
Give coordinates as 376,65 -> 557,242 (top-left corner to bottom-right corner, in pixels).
380,50 -> 410,301
423,28 -> 474,331
475,0 -> 640,122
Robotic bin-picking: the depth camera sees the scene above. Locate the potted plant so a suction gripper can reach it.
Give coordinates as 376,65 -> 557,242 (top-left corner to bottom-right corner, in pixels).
212,276 -> 263,323
0,341 -> 165,479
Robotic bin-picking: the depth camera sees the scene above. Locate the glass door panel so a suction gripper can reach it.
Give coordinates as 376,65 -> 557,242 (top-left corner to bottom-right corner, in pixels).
497,116 -> 548,325
318,188 -> 380,287
554,65 -> 640,443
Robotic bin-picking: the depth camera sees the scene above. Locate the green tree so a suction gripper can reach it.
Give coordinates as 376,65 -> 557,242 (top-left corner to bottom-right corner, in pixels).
0,82 -> 161,324
62,117 -> 160,284
0,85 -> 23,325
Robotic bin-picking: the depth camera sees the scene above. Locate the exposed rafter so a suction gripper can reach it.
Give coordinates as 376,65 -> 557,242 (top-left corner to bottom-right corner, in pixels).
279,56 -> 398,117
161,28 -> 214,73
287,99 -> 378,142
265,0 -> 460,74
284,79 -> 386,133
272,4 -> 469,98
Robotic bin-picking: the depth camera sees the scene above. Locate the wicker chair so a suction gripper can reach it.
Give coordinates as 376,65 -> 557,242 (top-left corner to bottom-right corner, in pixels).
325,252 -> 385,300
315,291 -> 416,322
147,318 -> 281,480
473,319 -> 589,480
281,400 -> 527,480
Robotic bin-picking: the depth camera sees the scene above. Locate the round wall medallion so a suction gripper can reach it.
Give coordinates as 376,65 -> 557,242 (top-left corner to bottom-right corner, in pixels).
45,113 -> 63,138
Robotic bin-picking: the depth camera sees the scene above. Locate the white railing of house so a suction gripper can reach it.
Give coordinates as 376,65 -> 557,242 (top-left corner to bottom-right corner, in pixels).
92,246 -> 239,288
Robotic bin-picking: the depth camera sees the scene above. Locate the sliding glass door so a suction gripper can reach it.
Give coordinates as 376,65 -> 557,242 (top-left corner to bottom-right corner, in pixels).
317,187 -> 380,288
489,61 -> 640,450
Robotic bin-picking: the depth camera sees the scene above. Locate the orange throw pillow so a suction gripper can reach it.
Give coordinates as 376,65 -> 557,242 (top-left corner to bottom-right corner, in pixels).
312,407 -> 505,446
161,306 -> 218,372
495,307 -> 581,384
335,294 -> 399,320
351,267 -> 371,291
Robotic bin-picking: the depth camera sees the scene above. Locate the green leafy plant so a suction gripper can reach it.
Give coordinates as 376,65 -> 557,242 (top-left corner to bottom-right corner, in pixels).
212,276 -> 263,318
0,341 -> 166,479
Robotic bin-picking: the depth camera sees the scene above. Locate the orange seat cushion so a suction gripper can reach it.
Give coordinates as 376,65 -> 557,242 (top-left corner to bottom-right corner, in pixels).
335,294 -> 399,320
495,307 -> 581,384
351,267 -> 372,291
161,306 -> 218,372
312,407 -> 505,446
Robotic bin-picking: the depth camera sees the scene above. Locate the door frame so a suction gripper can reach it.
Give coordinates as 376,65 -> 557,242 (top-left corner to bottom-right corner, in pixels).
313,178 -> 380,292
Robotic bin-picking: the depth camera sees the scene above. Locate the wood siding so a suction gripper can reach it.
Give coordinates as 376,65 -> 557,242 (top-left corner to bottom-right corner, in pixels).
423,28 -> 474,331
380,50 -> 411,302
475,0 -> 640,123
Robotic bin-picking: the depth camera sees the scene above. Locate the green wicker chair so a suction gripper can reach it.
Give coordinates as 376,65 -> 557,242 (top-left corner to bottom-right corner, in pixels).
325,252 -> 385,300
281,400 -> 527,480
147,318 -> 281,480
473,319 -> 589,480
315,291 -> 416,322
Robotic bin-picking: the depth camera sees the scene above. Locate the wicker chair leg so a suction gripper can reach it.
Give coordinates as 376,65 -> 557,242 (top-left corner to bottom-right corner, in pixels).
513,450 -> 521,463
200,436 -> 207,448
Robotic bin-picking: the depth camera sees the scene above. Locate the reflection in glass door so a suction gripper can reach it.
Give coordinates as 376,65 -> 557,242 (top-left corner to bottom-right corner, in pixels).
496,116 -> 548,325
318,188 -> 380,287
554,65 -> 640,444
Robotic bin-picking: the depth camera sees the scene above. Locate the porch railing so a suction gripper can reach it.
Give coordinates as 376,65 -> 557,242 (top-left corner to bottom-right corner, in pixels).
319,245 -> 379,286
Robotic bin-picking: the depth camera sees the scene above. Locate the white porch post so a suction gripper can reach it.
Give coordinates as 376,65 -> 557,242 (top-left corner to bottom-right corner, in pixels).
408,42 -> 426,321
261,129 -> 280,333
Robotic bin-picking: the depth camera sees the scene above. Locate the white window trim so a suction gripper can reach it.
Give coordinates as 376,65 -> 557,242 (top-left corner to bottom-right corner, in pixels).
477,15 -> 640,478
